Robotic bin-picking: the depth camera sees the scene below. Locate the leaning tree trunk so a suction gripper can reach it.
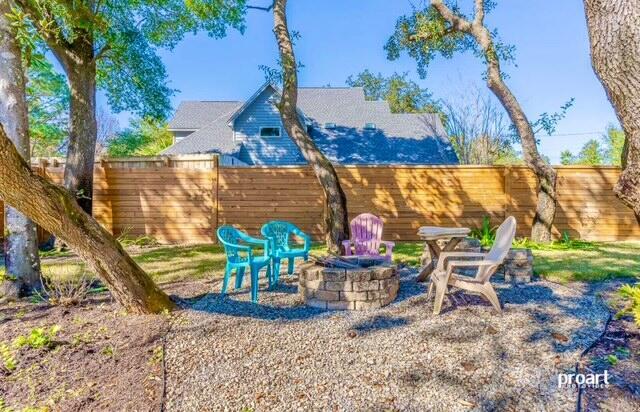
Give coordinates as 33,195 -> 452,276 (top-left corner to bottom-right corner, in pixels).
0,124 -> 175,314
0,0 -> 41,298
584,0 -> 640,223
273,0 -> 349,252
484,64 -> 558,242
432,0 -> 558,242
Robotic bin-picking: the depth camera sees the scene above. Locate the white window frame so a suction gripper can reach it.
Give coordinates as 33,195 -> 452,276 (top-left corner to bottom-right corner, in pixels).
259,126 -> 281,138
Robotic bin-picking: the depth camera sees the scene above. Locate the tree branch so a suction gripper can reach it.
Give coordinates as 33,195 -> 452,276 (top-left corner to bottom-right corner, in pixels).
474,0 -> 486,26
431,0 -> 473,33
247,1 -> 275,12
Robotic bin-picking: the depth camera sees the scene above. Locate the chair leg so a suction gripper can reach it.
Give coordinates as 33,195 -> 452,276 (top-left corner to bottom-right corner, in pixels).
287,257 -> 295,275
267,264 -> 273,289
481,283 -> 502,312
426,280 -> 434,301
235,267 -> 245,289
222,264 -> 232,294
273,258 -> 281,284
250,266 -> 259,303
432,275 -> 448,315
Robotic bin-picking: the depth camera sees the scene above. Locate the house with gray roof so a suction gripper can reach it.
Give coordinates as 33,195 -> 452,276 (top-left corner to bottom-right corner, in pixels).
163,83 -> 458,166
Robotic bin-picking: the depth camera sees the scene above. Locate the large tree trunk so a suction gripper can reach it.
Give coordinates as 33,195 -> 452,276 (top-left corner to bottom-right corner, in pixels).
0,124 -> 175,314
14,1 -> 98,215
584,0 -> 640,222
58,38 -> 98,215
0,0 -> 41,298
432,0 -> 558,242
272,0 -> 349,252
64,57 -> 98,214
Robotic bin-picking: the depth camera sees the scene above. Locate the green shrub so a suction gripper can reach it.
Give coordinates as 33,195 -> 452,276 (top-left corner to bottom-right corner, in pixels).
470,216 -> 496,247
619,284 -> 640,326
13,326 -> 61,350
0,343 -> 17,372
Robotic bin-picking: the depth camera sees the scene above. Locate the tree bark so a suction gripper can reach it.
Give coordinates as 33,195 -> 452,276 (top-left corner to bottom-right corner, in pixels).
272,0 -> 349,252
63,54 -> 98,215
15,1 -> 98,215
0,0 -> 41,298
0,124 -> 175,314
584,0 -> 640,223
432,0 -> 558,242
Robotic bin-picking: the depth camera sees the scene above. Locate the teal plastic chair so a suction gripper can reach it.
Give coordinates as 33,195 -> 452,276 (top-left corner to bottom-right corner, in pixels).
261,221 -> 311,284
216,225 -> 272,303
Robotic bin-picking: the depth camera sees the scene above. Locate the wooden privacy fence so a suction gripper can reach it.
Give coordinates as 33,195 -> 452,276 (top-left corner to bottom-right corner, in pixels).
1,155 -> 639,244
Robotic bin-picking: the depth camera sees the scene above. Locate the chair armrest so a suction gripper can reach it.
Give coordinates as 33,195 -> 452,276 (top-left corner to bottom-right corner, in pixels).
380,240 -> 395,256
448,259 -> 497,268
225,243 -> 253,259
436,251 -> 486,271
342,239 -> 353,255
293,229 -> 312,251
239,234 -> 269,257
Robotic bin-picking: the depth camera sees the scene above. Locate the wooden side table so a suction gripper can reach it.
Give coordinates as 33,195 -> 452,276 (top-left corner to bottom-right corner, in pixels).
416,226 -> 471,282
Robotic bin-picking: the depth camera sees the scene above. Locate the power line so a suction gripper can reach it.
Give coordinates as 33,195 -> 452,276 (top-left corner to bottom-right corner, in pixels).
536,131 -> 604,137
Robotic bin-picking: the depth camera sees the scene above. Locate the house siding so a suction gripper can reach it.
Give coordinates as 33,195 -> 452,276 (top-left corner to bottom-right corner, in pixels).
233,87 -> 305,165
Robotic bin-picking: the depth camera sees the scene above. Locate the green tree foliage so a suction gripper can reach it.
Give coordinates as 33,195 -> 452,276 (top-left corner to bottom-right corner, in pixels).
385,1 -> 515,78
560,150 -> 574,165
604,125 -> 625,166
107,118 -> 173,157
13,0 -> 247,120
576,139 -> 605,165
346,70 -> 441,114
26,56 -> 69,156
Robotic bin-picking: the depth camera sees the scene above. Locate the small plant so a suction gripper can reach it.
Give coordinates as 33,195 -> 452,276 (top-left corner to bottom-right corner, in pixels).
606,354 -> 619,366
0,342 -> 17,372
13,326 -> 61,350
101,346 -> 115,357
618,284 -> 640,326
117,227 -> 159,247
149,346 -> 163,365
470,216 -> 496,247
36,267 -> 92,307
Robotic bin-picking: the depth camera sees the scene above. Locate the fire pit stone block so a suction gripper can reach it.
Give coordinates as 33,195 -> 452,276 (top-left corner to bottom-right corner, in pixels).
298,261 -> 399,310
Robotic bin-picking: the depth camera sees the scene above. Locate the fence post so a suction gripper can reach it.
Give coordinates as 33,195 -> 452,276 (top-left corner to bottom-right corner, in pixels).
212,155 -> 220,243
504,166 -> 512,219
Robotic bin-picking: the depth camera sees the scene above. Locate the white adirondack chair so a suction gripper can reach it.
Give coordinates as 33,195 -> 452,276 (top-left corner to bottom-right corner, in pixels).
427,216 -> 517,315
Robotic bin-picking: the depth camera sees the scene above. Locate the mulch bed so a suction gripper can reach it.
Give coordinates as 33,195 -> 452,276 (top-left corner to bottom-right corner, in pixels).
580,284 -> 640,411
0,282 -> 208,412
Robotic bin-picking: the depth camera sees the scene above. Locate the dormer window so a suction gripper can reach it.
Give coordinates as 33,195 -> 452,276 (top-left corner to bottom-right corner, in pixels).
324,122 -> 336,130
364,122 -> 376,130
260,127 -> 281,137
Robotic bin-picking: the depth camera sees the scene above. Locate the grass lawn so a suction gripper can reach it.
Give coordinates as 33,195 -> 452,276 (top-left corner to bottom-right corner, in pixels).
16,240 -> 638,286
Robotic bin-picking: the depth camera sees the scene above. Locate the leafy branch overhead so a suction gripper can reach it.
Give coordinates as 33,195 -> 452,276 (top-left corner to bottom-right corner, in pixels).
12,0 -> 248,120
385,0 -> 515,78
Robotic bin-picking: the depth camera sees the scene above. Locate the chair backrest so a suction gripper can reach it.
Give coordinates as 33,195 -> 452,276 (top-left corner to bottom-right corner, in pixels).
350,213 -> 384,256
261,221 -> 298,251
217,225 -> 248,263
478,216 -> 517,282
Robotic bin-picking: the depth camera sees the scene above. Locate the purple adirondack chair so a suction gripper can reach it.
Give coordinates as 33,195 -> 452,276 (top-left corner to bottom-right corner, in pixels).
342,213 -> 395,261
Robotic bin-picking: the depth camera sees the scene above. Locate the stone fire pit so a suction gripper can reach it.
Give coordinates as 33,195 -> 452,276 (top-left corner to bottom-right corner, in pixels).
298,256 -> 399,310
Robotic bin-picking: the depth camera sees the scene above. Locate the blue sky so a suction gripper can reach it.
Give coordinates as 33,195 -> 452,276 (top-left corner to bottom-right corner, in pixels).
102,0 -> 618,164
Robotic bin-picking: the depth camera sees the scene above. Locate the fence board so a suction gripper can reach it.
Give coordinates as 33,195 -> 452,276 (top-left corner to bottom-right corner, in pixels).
1,159 -> 638,245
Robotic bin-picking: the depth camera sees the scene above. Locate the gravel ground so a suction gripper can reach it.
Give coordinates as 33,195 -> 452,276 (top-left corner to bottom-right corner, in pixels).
165,268 -> 610,411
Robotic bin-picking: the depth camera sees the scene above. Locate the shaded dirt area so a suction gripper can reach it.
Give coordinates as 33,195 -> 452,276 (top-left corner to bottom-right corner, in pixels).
581,284 -> 640,411
0,281 -> 208,412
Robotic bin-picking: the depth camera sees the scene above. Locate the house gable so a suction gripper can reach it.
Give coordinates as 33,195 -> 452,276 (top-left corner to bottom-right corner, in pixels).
232,84 -> 305,165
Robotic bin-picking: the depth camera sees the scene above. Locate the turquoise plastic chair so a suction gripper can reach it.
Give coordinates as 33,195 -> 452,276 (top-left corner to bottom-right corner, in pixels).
261,221 -> 311,284
216,225 -> 272,303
